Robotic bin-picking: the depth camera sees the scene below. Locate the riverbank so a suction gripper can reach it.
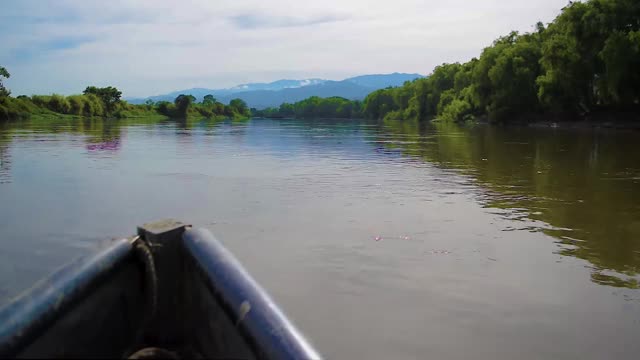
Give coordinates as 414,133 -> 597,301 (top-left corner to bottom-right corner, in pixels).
359,0 -> 640,126
476,109 -> 640,130
0,95 -> 250,123
528,119 -> 640,130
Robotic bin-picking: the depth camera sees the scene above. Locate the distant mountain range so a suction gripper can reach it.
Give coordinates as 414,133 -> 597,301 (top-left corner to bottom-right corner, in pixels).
126,73 -> 423,109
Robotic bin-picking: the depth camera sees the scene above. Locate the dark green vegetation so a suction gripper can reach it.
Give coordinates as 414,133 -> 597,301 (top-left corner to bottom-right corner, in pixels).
363,0 -> 640,123
0,66 -> 135,120
257,0 -> 640,123
155,95 -> 250,119
252,96 -> 363,119
0,71 -> 250,122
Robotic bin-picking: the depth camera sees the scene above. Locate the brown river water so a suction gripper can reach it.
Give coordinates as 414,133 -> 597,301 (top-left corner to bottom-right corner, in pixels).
0,117 -> 639,359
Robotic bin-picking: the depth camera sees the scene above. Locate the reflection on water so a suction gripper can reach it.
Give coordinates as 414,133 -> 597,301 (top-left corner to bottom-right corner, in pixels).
378,119 -> 640,288
0,125 -> 11,184
1,116 -> 640,359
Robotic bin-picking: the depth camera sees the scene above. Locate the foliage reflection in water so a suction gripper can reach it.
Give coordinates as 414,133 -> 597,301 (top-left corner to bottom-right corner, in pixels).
378,119 -> 640,288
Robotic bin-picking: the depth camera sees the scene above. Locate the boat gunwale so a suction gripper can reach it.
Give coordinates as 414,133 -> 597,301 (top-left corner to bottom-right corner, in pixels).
0,237 -> 134,357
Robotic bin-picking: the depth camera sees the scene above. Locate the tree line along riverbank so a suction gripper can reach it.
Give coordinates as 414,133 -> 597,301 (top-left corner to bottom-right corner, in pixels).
2,0 -> 638,124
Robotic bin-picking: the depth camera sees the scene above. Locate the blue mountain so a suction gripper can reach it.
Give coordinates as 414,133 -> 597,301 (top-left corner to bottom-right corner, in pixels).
346,73 -> 423,89
126,73 -> 423,108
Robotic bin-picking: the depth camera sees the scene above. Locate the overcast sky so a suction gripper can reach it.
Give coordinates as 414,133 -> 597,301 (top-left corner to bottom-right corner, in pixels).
1,0 -> 569,97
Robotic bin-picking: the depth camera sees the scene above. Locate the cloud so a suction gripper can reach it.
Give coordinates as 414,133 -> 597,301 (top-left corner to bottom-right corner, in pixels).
7,36 -> 96,63
1,0 -> 570,97
229,13 -> 350,29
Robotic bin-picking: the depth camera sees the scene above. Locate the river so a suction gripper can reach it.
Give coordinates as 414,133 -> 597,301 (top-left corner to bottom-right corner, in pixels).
0,116 -> 639,359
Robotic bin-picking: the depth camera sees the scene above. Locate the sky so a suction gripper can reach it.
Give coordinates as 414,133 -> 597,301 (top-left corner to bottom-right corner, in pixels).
1,0 -> 570,98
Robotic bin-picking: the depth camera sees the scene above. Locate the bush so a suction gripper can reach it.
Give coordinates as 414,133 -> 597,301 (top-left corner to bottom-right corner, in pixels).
196,107 -> 214,117
440,99 -> 473,122
31,95 -> 51,107
67,95 -> 86,116
156,101 -> 176,117
47,94 -> 71,114
0,97 -> 33,121
83,94 -> 104,116
383,109 -> 404,120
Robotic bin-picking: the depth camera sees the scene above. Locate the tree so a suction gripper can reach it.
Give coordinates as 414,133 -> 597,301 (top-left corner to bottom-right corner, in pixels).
279,103 -> 295,117
174,94 -> 195,117
0,66 -> 10,97
143,99 -> 155,111
213,102 -> 225,115
363,88 -> 397,119
598,30 -> 640,105
228,98 -> 249,116
203,95 -> 217,105
361,0 -> 640,123
535,0 -> 640,111
156,101 -> 174,117
482,32 -> 543,121
83,86 -> 122,114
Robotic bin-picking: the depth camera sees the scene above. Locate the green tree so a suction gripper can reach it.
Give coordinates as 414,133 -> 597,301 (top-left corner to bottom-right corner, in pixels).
67,95 -> 86,115
174,94 -> 196,117
156,101 -> 174,117
536,0 -> 640,111
536,23 -> 586,111
83,86 -> 122,114
279,103 -> 295,117
48,94 -> 71,114
0,66 -> 10,97
83,94 -> 105,116
203,95 -> 217,105
598,30 -> 640,105
363,88 -> 397,119
229,98 -> 250,117
253,96 -> 363,119
484,32 -> 543,121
